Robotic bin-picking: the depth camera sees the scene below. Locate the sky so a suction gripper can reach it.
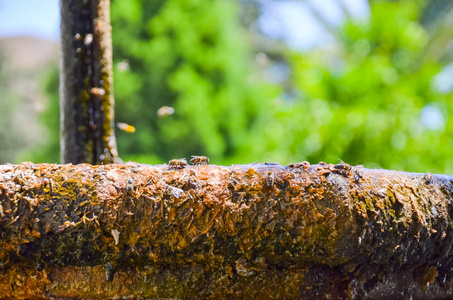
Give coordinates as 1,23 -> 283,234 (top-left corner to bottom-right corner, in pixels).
258,0 -> 369,50
0,0 -> 60,40
0,0 -> 451,93
0,0 -> 369,50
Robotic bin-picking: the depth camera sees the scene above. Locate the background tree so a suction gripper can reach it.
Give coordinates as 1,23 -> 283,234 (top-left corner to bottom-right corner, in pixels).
247,0 -> 453,173
34,0 -> 276,165
30,0 -> 453,174
111,0 -> 275,164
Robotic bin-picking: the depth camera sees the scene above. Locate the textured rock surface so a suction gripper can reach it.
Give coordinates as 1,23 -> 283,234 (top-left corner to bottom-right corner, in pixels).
0,162 -> 452,299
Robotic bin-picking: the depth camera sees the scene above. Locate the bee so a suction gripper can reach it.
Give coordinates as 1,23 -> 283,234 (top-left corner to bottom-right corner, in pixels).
117,122 -> 136,133
334,160 -> 351,175
190,155 -> 209,166
126,178 -> 134,192
117,60 -> 130,71
353,166 -> 364,184
84,33 -> 93,45
264,171 -> 274,188
422,172 -> 433,185
168,158 -> 188,170
157,106 -> 175,117
90,87 -> 105,97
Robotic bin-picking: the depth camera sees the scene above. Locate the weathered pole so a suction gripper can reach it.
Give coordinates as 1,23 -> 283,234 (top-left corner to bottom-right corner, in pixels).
1,161 -> 453,298
59,0 -> 118,164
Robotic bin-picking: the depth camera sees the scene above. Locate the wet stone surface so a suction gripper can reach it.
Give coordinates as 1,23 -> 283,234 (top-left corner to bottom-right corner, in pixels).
0,162 -> 452,298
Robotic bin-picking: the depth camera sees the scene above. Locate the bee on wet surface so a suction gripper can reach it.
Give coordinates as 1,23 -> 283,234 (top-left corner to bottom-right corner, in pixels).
332,160 -> 352,177
422,172 -> 434,185
190,155 -> 210,166
353,166 -> 364,184
126,178 -> 134,192
335,160 -> 351,171
264,171 -> 275,188
168,158 -> 188,170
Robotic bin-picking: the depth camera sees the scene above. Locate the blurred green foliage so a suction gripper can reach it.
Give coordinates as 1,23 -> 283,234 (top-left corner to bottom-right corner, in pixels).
250,1 -> 453,173
0,51 -> 36,163
111,0 -> 277,164
0,54 -> 21,163
26,67 -> 61,163
33,0 -> 453,173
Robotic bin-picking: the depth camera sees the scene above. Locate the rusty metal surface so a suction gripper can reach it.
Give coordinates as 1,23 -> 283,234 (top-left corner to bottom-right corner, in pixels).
0,162 -> 452,299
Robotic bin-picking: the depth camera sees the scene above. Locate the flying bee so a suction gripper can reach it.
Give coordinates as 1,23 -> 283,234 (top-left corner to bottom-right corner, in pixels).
190,155 -> 209,166
157,106 -> 175,117
90,87 -> 105,97
117,122 -> 136,133
84,33 -> 93,45
168,158 -> 188,170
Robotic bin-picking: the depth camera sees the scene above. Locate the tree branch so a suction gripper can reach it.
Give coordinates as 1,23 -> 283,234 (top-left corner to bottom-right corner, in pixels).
0,162 -> 452,298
